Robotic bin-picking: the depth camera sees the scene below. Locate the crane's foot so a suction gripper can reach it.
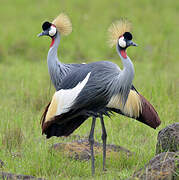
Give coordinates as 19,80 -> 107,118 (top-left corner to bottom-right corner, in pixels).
103,168 -> 107,172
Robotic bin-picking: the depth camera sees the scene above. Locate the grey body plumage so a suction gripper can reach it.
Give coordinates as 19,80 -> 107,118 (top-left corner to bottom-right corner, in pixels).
60,51 -> 134,114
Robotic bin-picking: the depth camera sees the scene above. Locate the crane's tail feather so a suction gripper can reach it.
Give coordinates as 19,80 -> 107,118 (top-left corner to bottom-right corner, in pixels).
109,89 -> 161,129
43,115 -> 88,138
41,103 -> 89,138
41,102 -> 51,128
136,94 -> 161,129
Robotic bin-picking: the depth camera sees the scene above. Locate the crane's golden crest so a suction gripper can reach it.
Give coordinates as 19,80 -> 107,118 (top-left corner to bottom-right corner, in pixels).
108,19 -> 132,47
52,13 -> 72,36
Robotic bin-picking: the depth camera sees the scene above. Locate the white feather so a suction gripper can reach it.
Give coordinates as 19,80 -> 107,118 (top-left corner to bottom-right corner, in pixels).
118,37 -> 126,48
49,26 -> 57,36
55,72 -> 91,115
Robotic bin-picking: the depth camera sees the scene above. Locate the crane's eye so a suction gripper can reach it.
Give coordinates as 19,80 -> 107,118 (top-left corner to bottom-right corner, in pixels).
118,36 -> 126,48
49,26 -> 57,37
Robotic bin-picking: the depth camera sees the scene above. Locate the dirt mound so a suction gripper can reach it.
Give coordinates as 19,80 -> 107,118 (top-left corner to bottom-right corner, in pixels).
52,138 -> 132,161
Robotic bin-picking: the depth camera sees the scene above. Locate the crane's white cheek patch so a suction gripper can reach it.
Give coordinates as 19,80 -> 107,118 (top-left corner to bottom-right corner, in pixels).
118,37 -> 126,48
46,72 -> 91,119
49,26 -> 57,36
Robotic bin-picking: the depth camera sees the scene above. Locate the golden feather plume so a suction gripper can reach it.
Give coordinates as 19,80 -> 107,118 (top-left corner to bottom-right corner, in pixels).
107,90 -> 142,118
52,13 -> 72,36
124,90 -> 142,118
108,19 -> 132,47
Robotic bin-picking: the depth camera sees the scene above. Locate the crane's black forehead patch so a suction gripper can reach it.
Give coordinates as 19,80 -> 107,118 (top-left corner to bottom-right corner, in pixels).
42,21 -> 52,31
123,32 -> 133,40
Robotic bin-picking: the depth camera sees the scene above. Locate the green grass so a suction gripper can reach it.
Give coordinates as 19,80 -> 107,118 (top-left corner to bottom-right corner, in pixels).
0,0 -> 178,179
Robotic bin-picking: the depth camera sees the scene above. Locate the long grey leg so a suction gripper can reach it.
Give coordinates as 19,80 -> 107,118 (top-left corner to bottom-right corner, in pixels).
89,117 -> 96,176
100,115 -> 107,171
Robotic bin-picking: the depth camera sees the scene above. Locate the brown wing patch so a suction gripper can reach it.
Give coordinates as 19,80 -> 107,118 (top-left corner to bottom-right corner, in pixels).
41,102 -> 50,127
108,90 -> 161,129
41,94 -> 58,134
137,94 -> 161,129
41,108 -> 89,138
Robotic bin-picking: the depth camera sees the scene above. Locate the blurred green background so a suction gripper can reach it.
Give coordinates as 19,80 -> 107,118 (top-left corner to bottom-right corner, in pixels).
0,0 -> 178,179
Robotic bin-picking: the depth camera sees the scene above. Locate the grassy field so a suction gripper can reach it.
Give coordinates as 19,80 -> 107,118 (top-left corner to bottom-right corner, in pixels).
0,0 -> 178,179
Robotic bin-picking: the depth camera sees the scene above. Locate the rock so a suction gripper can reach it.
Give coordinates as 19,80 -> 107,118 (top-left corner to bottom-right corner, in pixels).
0,172 -> 45,179
156,123 -> 179,154
128,152 -> 179,180
52,138 -> 132,161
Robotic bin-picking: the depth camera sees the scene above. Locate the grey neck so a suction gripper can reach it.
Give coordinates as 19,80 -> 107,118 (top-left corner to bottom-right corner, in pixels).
47,31 -> 62,66
47,31 -> 64,90
115,44 -> 135,105
116,44 -> 135,86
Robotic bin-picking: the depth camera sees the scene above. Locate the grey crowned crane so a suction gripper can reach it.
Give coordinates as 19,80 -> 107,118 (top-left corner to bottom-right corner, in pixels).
38,13 -> 85,91
41,20 -> 161,175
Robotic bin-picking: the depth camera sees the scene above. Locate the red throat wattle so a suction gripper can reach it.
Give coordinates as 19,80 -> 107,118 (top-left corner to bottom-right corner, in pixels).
50,37 -> 55,48
120,49 -> 127,59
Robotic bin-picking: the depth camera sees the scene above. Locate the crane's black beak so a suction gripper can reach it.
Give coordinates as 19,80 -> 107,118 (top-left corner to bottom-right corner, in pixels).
37,30 -> 49,37
127,40 -> 138,47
